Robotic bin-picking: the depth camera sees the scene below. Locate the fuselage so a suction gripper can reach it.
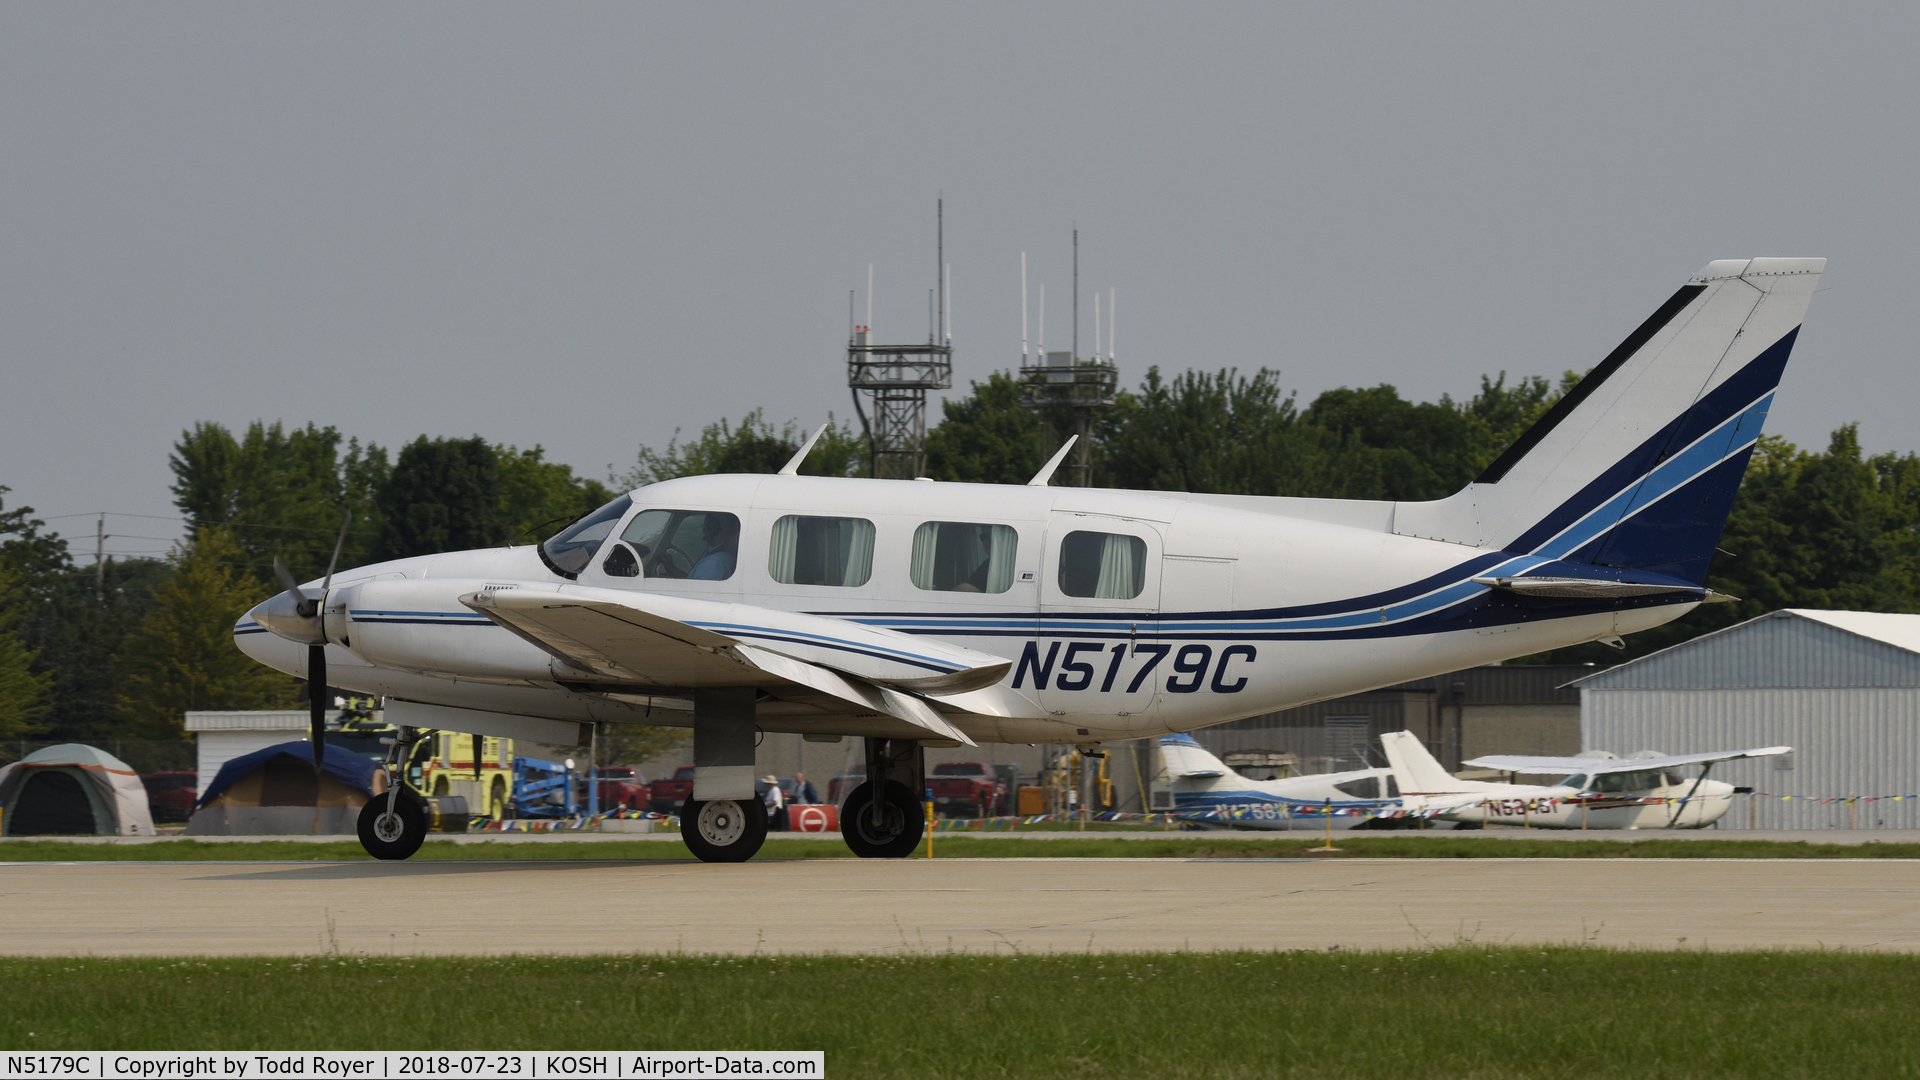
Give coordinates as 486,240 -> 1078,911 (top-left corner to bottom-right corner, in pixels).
237,473 -> 1699,746
1400,774 -> 1737,830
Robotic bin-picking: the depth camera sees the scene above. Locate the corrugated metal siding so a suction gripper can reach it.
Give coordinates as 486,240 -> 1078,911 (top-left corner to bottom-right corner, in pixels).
1387,665 -> 1591,703
1578,613 -> 1920,689
1583,687 -> 1920,830
183,711 -> 310,732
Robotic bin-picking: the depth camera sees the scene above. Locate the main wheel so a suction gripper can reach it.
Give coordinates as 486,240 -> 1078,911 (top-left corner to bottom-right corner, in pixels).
680,798 -> 768,863
358,792 -> 429,860
841,780 -> 923,859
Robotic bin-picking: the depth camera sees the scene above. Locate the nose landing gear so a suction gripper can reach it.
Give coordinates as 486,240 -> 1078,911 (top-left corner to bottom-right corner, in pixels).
357,726 -> 430,861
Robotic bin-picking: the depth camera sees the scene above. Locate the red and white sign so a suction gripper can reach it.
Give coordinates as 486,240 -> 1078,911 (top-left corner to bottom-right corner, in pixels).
789,804 -> 837,832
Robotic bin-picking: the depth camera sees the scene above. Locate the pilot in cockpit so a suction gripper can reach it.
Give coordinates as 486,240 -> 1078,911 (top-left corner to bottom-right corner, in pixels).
689,514 -> 739,580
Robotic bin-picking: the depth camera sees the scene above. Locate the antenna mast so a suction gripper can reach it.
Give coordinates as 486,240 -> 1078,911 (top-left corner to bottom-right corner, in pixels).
845,199 -> 954,480
1020,228 -> 1117,487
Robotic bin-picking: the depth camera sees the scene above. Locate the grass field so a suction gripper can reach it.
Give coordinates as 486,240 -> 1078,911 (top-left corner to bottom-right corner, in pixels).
2,949 -> 1915,1078
3,835 -> 1919,861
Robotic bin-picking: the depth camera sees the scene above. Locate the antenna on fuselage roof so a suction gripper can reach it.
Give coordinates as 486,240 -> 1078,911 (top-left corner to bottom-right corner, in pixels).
1026,435 -> 1079,487
778,424 -> 830,476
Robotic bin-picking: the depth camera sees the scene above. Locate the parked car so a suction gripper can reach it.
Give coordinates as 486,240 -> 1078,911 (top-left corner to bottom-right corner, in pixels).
928,762 -> 1009,818
591,766 -> 651,811
649,765 -> 696,812
141,771 -> 198,823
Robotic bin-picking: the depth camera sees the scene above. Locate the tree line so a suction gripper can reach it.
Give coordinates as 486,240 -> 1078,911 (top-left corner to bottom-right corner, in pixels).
4,368 -> 1919,744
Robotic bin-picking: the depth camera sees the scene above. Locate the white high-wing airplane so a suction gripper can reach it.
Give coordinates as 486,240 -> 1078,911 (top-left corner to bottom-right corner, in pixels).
237,258 -> 1825,862
1379,730 -> 1791,829
1155,733 -> 1399,829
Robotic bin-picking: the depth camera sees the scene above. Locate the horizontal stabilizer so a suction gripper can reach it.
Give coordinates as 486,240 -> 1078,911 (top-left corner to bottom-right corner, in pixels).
1473,576 -> 1706,599
1464,746 -> 1792,774
1156,733 -> 1228,778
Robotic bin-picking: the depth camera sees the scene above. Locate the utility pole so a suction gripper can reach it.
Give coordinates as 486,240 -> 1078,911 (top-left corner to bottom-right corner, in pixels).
94,514 -> 108,602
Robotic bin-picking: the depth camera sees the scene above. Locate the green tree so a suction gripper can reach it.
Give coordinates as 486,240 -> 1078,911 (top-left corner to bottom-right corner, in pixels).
924,372 -> 1051,485
117,528 -> 295,739
171,421 -> 387,585
1101,367 -> 1335,496
0,564 -> 54,740
495,445 -> 617,546
374,436 -> 503,561
617,411 -> 865,487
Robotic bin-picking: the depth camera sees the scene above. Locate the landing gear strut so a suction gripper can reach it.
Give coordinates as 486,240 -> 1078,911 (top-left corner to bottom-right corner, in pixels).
841,737 -> 925,859
358,726 -> 430,860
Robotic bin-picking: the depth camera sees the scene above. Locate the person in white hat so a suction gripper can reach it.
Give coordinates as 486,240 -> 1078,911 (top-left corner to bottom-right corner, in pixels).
762,774 -> 787,830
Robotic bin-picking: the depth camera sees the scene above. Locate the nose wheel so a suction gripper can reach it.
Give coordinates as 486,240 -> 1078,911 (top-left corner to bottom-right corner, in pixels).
358,791 -> 428,860
680,798 -> 769,862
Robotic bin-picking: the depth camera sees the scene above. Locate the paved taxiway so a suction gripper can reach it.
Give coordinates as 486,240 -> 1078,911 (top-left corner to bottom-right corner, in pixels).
3,858 -> 1916,955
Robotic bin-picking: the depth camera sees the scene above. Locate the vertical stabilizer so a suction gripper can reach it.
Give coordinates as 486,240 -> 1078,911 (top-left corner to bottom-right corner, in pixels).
1379,731 -> 1461,795
1393,259 -> 1825,584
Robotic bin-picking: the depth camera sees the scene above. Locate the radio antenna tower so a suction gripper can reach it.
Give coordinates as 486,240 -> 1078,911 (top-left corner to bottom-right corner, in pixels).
847,199 -> 954,479
1019,228 -> 1118,486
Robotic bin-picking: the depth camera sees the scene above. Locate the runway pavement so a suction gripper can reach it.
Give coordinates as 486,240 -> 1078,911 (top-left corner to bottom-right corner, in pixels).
2,857 -> 1916,955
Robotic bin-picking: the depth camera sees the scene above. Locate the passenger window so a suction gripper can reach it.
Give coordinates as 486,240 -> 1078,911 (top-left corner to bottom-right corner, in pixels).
617,510 -> 741,580
1057,530 -> 1148,599
769,515 -> 875,587
910,522 -> 1018,593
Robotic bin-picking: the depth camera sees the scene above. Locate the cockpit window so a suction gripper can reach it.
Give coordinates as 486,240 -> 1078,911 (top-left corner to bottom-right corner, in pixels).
1333,776 -> 1381,800
615,510 -> 741,580
539,495 -> 632,577
1559,774 -> 1589,791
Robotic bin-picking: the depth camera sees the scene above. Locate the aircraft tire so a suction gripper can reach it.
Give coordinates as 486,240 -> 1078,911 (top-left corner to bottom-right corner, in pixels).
358,792 -> 429,861
840,781 -> 923,859
680,798 -> 768,863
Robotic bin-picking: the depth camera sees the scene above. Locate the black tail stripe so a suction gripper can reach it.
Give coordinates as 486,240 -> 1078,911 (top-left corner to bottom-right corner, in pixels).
1475,283 -> 1708,485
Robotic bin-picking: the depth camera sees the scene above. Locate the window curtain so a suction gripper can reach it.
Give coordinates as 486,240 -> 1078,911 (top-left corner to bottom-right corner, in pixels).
910,523 -> 939,590
1095,532 -> 1138,599
841,519 -> 876,587
985,525 -> 1017,593
768,516 -> 800,584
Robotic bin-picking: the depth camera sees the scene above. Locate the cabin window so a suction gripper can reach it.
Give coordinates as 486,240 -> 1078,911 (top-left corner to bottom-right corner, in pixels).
540,494 -> 633,576
1057,531 -> 1148,599
910,522 -> 1018,593
1560,773 -> 1589,791
1333,776 -> 1381,800
768,515 -> 875,587
612,509 -> 741,580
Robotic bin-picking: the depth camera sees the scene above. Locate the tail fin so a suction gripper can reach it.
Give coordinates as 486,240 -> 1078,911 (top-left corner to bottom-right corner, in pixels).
1379,731 -> 1460,795
1156,733 -> 1230,778
1394,259 -> 1825,584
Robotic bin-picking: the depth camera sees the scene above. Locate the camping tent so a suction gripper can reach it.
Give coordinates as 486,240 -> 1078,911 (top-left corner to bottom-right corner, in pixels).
185,740 -> 387,835
0,744 -> 155,836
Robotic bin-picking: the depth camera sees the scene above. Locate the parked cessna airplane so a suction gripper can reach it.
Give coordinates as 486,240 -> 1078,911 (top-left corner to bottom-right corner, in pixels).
236,257 -> 1824,862
1154,733 -> 1398,829
1379,730 -> 1790,829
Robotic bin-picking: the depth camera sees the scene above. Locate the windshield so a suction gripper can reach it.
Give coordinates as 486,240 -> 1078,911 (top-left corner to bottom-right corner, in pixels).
1558,774 -> 1589,791
540,495 -> 633,577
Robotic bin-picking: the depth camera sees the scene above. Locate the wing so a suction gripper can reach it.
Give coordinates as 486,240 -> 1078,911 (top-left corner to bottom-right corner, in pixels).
460,584 -> 1019,745
1463,746 -> 1792,773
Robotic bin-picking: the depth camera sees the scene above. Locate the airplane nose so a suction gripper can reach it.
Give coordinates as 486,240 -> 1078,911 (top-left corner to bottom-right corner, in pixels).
249,590 -> 327,645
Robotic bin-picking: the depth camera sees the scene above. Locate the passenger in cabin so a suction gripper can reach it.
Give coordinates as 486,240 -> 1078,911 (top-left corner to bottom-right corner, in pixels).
689,515 -> 739,580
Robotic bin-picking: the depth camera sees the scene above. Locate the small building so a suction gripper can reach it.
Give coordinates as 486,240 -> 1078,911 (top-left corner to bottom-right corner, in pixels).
185,710 -> 343,801
1573,609 -> 1920,830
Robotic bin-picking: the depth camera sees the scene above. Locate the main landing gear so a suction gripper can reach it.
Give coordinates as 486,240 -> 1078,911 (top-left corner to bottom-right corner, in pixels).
680,797 -> 769,862
840,737 -> 925,859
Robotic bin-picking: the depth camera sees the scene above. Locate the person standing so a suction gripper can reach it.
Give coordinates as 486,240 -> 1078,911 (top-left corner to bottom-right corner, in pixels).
792,771 -> 819,805
762,774 -> 787,831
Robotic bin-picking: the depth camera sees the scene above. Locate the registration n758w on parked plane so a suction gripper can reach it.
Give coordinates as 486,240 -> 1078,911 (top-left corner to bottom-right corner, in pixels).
238,258 -> 1825,862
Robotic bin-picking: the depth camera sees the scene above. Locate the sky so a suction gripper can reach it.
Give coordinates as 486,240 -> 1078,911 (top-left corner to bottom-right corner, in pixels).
4,3 -> 1916,561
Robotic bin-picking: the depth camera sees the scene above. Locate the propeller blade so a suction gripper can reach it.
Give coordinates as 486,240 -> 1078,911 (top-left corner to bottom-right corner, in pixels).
321,510 -> 352,592
309,642 -> 327,777
274,557 -> 318,619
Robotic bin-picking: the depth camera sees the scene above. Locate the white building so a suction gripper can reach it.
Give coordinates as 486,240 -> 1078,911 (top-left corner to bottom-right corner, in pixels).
1572,610 -> 1920,830
183,710 -> 325,800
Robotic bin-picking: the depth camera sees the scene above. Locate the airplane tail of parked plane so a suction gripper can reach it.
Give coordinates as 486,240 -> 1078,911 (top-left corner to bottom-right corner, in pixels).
1394,259 -> 1826,586
1157,733 -> 1230,778
1379,731 -> 1465,796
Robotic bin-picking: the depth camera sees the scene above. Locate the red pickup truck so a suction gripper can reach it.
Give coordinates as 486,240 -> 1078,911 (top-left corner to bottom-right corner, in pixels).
591,766 -> 652,811
928,762 -> 1009,818
142,771 -> 198,824
649,765 -> 696,812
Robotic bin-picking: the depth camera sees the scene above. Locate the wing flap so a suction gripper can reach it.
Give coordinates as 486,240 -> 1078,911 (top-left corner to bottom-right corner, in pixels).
732,645 -> 974,745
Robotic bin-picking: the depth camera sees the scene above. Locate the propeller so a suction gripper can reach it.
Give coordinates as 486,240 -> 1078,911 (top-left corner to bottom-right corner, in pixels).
271,513 -> 353,777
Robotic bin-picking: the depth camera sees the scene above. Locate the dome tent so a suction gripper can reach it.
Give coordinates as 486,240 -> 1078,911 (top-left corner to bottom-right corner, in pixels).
185,739 -> 386,835
0,744 -> 155,836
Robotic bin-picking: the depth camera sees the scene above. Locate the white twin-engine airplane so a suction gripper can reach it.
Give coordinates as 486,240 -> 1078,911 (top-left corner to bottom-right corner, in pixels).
1380,731 -> 1791,830
237,258 -> 1825,863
